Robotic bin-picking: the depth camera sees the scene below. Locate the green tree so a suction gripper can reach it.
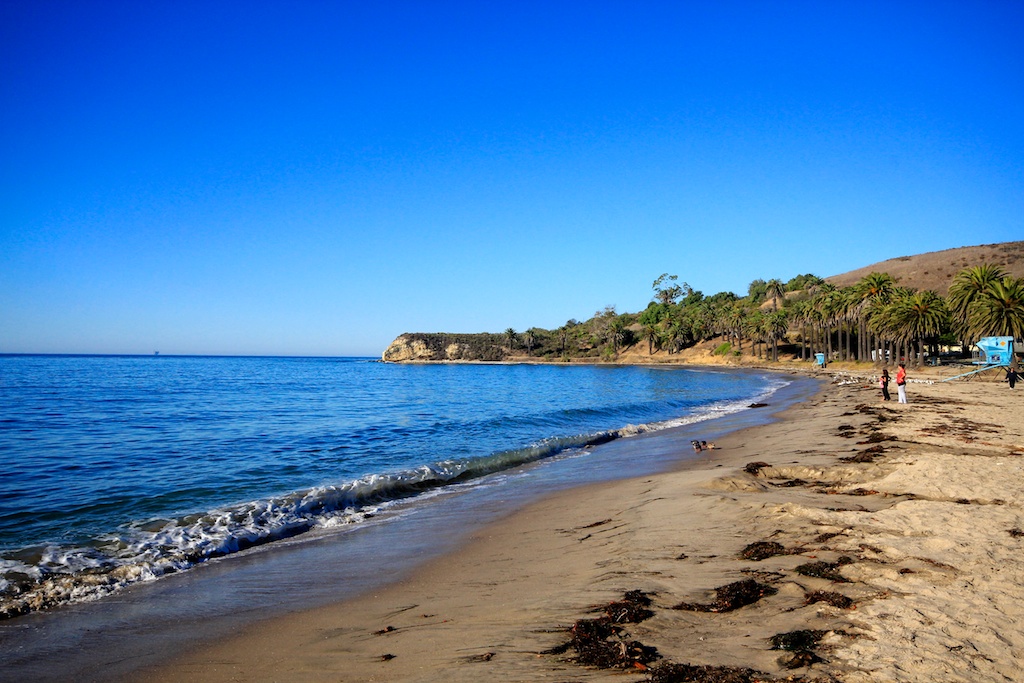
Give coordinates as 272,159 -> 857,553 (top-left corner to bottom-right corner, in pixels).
642,322 -> 660,355
522,329 -> 536,356
786,273 -> 824,292
748,279 -> 767,304
765,279 -> 787,312
505,327 -> 518,352
948,264 -> 1007,339
853,272 -> 898,363
888,290 -> 948,366
967,276 -> 1024,343
764,310 -> 789,361
652,273 -> 683,306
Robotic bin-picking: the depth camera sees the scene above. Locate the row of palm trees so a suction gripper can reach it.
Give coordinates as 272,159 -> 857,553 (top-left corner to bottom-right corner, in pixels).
636,265 -> 1024,368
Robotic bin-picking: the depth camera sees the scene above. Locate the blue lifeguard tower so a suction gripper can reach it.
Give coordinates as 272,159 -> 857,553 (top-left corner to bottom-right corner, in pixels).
973,336 -> 1014,366
942,336 -> 1016,381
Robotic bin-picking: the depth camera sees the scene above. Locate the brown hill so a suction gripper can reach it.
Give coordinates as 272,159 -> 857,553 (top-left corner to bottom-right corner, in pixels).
826,241 -> 1024,294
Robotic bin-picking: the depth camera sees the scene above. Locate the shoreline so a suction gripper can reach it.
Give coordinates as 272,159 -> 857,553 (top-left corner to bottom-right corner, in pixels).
0,366 -> 811,682
139,367 -> 1024,682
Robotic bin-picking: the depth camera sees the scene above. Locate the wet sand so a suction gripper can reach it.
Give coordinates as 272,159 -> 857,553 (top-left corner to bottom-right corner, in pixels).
142,369 -> 1024,682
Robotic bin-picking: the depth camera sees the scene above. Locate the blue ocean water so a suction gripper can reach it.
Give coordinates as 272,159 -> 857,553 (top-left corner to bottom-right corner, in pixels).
0,355 -> 788,618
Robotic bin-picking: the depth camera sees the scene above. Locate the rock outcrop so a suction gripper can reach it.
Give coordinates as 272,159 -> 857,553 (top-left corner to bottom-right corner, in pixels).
382,333 -> 508,362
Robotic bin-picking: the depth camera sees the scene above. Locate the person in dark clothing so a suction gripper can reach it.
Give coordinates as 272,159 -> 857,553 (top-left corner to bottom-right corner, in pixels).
880,368 -> 891,401
1007,367 -> 1019,389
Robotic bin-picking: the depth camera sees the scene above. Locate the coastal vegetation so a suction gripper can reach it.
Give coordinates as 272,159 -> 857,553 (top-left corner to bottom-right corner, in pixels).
383,241 -> 1024,367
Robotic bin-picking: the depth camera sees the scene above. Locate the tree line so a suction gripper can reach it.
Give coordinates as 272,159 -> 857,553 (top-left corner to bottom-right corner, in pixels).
499,264 -> 1023,368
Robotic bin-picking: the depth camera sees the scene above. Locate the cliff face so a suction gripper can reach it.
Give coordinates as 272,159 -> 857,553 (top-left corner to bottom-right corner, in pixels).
381,333 -> 508,362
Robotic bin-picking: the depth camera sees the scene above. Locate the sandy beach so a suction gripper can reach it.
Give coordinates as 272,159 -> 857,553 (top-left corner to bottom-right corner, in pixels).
140,367 -> 1024,683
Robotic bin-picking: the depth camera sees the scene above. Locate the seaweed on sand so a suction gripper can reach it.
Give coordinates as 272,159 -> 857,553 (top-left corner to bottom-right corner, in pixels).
673,578 -> 777,612
857,433 -> 896,444
543,590 -> 660,669
744,462 -> 771,475
769,629 -> 827,651
739,541 -> 787,561
805,590 -> 854,609
794,558 -> 853,583
769,630 -> 828,670
603,590 -> 655,623
647,662 -> 769,683
839,452 -> 876,463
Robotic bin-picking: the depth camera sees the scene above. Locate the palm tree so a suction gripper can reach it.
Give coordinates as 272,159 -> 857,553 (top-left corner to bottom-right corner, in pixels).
764,310 -> 789,362
663,320 -> 685,354
726,303 -> 747,355
642,323 -> 660,355
853,272 -> 897,363
608,317 -> 626,354
967,276 -> 1024,342
888,290 -> 948,366
766,279 -> 786,312
827,288 -> 857,361
948,264 -> 1008,340
807,282 -> 836,362
505,328 -> 518,352
523,329 -> 536,356
745,311 -> 766,359
790,299 -> 813,361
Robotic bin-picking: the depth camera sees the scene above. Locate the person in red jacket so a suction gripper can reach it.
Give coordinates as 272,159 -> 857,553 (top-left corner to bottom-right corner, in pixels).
896,363 -> 908,404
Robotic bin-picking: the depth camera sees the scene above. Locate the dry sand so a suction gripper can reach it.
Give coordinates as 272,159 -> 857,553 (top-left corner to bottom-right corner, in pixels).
141,368 -> 1024,683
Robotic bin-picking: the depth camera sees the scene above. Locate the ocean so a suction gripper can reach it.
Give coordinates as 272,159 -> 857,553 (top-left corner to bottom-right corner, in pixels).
0,354 -> 817,680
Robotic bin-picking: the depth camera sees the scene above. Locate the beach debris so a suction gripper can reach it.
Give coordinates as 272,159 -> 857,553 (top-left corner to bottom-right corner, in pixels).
463,651 -> 495,662
844,488 -> 879,496
794,558 -> 853,583
857,433 -> 896,444
768,630 -> 832,671
779,650 -> 824,669
543,590 -> 660,669
647,662 -> 769,683
840,444 -> 885,463
768,629 -> 827,651
739,541 -> 787,561
804,590 -> 855,609
748,402 -> 769,408
744,461 -> 771,475
1009,528 -> 1024,538
379,653 -> 396,661
374,625 -> 397,635
602,590 -> 655,623
672,578 -> 777,612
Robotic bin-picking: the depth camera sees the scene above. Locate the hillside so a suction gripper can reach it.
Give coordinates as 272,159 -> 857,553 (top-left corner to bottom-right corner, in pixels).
826,241 -> 1024,294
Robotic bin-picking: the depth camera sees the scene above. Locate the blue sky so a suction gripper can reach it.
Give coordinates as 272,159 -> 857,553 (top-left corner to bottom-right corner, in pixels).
2,1 -> 1022,356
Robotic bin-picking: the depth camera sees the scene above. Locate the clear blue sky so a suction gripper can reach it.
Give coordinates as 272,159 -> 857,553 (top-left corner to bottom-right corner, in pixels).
2,1 -> 1022,356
